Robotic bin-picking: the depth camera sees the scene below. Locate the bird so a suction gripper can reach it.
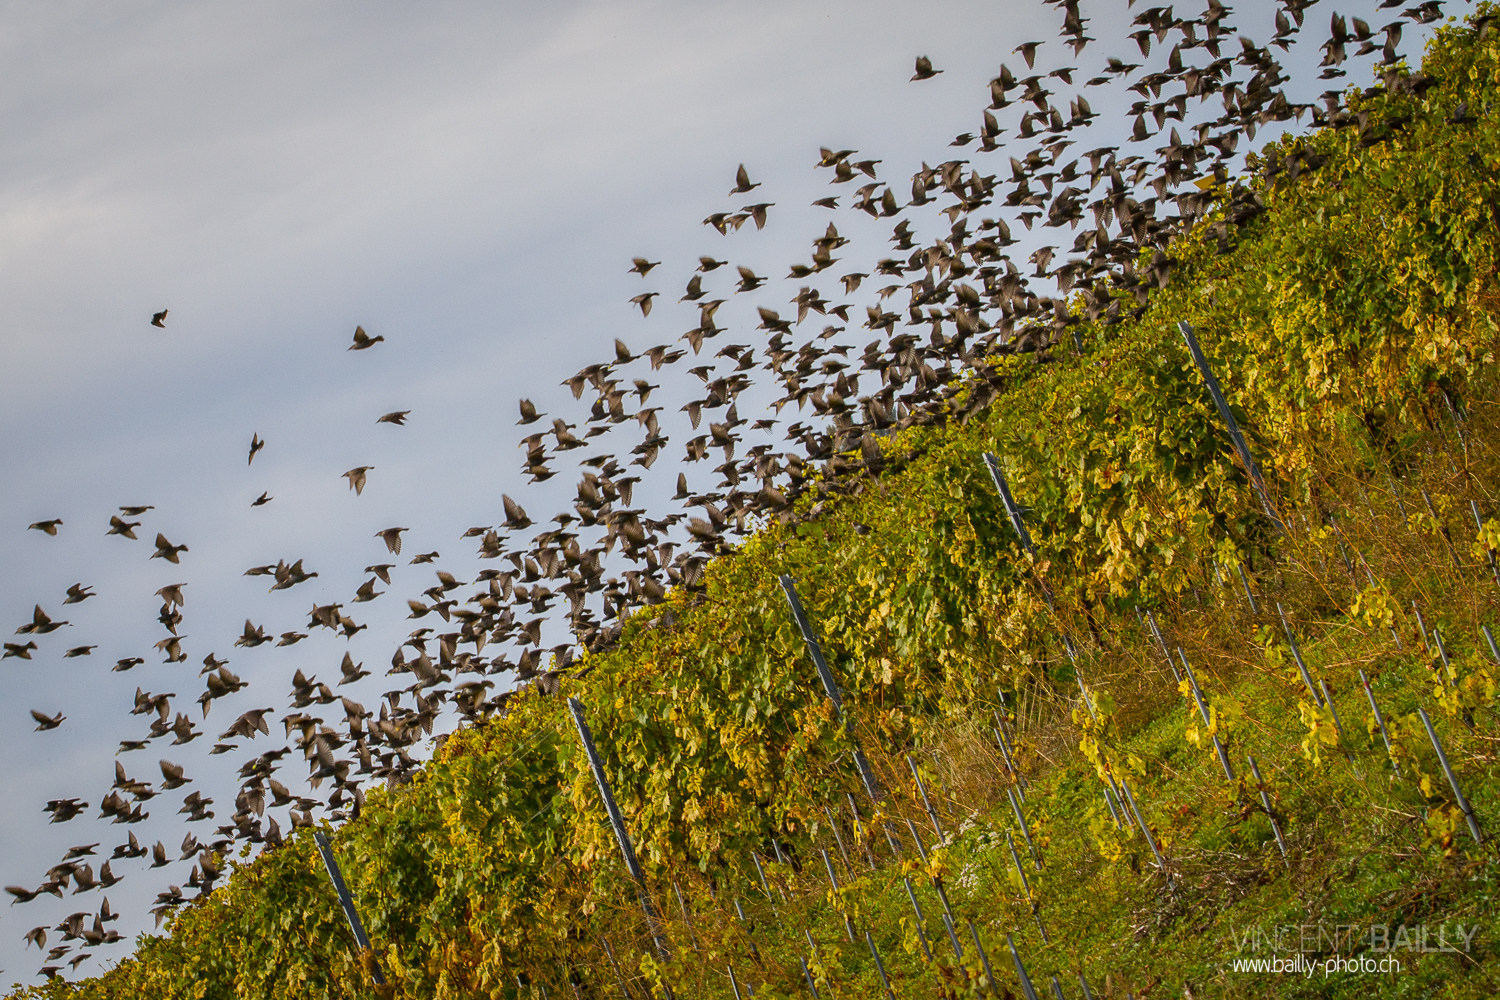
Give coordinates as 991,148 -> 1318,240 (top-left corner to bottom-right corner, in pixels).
220,709 -> 272,740
629,258 -> 660,276
150,309 -> 168,328
17,605 -> 68,634
119,505 -> 154,516
252,492 -> 273,506
343,467 -> 373,495
234,621 -> 270,648
349,326 -> 384,350
365,563 -> 394,584
31,710 -> 65,731
28,519 -> 63,535
1014,40 -> 1042,68
340,652 -> 370,685
740,203 -> 773,229
518,399 -> 543,425
376,527 -> 408,554
152,534 -> 188,564
158,761 -> 190,790
377,411 -> 410,425
502,495 -> 531,529
63,584 -> 95,604
63,646 -> 96,658
629,293 -> 659,317
45,799 -> 87,823
107,516 -> 140,539
729,163 -> 761,195
248,433 -> 265,465
911,55 -> 943,81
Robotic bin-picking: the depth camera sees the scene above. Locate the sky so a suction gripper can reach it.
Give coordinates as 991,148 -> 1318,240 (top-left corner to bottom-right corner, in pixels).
0,0 -> 1440,984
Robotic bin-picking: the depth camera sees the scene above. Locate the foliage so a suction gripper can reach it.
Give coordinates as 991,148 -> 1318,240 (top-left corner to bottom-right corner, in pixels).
15,13 -> 1500,1000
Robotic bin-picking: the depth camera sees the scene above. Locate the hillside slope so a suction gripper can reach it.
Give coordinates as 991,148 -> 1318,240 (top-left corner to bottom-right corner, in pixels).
16,14 -> 1500,1000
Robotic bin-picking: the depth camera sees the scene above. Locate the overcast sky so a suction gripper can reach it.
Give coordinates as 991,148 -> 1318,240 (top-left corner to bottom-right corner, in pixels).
0,0 -> 1430,984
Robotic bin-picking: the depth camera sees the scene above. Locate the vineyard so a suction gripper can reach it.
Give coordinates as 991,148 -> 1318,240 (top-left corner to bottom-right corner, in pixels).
17,12 -> 1500,1000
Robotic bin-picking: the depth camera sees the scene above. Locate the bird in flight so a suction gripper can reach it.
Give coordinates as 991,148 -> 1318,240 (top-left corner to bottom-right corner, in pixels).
349,326 -> 384,350
252,492 -> 273,507
375,527 -> 408,554
729,163 -> 760,195
152,533 -> 188,564
248,433 -> 265,465
16,605 -> 69,634
377,411 -> 410,426
28,519 -> 62,535
30,710 -> 65,731
150,309 -> 168,328
107,516 -> 140,539
911,55 -> 943,81
629,257 -> 660,276
343,467 -> 373,495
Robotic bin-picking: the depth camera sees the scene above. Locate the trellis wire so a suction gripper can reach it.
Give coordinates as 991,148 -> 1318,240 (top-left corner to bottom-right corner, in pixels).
822,806 -> 853,877
982,452 -> 1097,724
1177,321 -> 1284,533
908,755 -> 948,843
1117,778 -> 1174,892
1235,563 -> 1260,614
1417,708 -> 1484,845
601,937 -> 633,1000
1007,932 -> 1043,1000
1177,648 -> 1236,784
1006,830 -> 1050,944
819,848 -> 857,944
312,830 -> 387,986
1145,610 -> 1182,684
1358,670 -> 1400,775
967,919 -> 998,994
1275,602 -> 1323,706
566,697 -> 670,962
1471,500 -> 1499,586
1007,786 -> 1043,868
779,575 -> 893,830
1245,754 -> 1290,867
864,930 -> 896,1000
905,818 -> 964,959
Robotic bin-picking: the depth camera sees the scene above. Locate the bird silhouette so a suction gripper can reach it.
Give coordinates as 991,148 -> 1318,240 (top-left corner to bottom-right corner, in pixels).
349,326 -> 384,350
343,467 -> 373,495
911,55 -> 943,81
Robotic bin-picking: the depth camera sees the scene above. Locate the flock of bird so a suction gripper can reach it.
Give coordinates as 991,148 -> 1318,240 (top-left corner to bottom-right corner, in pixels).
4,0 -> 1466,982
